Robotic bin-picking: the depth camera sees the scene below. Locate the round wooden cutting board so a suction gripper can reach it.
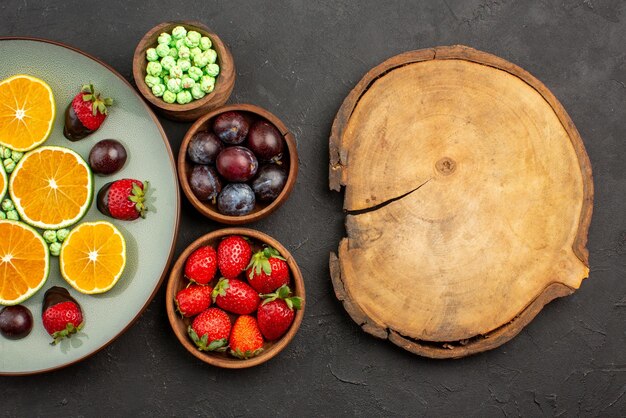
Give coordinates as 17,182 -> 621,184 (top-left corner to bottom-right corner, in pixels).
329,45 -> 593,358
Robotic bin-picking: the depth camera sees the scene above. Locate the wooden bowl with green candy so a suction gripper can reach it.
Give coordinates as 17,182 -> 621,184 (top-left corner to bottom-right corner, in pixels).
133,21 -> 235,121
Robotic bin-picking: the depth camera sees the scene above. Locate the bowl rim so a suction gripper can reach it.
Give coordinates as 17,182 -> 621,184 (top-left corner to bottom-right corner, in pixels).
165,227 -> 305,369
132,20 -> 234,113
178,103 -> 298,224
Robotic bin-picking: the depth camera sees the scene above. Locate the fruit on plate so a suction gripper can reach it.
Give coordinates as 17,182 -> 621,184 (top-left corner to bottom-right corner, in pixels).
217,183 -> 255,216
247,120 -> 284,162
42,286 -> 84,344
59,221 -> 126,294
213,111 -> 249,144
89,139 -> 127,175
0,305 -> 34,340
64,84 -> 113,141
257,285 -> 302,341
175,284 -> 213,317
0,220 -> 49,305
187,130 -> 223,164
251,165 -> 287,203
217,235 -> 252,279
246,246 -> 290,293
189,165 -> 221,202
188,307 -> 231,352
0,75 -> 55,152
229,315 -> 264,359
97,178 -> 148,220
216,146 -> 258,182
9,146 -> 93,229
184,245 -> 217,285
212,278 -> 260,315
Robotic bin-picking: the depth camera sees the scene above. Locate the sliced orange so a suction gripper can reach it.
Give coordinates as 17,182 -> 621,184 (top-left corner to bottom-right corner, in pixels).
0,162 -> 6,201
9,146 -> 93,229
0,75 -> 56,151
60,221 -> 126,294
0,220 -> 50,305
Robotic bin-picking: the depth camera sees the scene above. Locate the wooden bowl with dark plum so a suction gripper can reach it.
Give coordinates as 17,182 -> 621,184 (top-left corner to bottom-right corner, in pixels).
178,103 -> 298,224
133,21 -> 235,121
165,228 -> 305,369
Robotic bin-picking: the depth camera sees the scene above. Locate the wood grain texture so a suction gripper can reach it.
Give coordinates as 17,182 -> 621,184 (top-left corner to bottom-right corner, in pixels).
178,103 -> 298,224
133,21 -> 235,122
329,45 -> 593,358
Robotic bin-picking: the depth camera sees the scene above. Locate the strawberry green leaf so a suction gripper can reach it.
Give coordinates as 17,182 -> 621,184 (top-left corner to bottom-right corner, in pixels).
206,338 -> 228,351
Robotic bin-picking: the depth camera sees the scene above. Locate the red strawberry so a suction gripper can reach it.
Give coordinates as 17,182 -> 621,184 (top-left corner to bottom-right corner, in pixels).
229,315 -> 264,359
257,285 -> 302,340
212,278 -> 260,315
246,246 -> 290,293
188,308 -> 231,352
175,284 -> 213,317
184,246 -> 217,285
97,179 -> 148,220
42,286 -> 84,345
217,236 -> 252,279
64,84 -> 113,141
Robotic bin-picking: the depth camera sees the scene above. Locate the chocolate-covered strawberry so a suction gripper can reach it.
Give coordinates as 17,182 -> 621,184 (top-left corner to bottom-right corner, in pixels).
212,278 -> 260,315
246,246 -> 290,293
257,285 -> 302,341
97,179 -> 149,220
64,84 -> 113,141
42,286 -> 84,345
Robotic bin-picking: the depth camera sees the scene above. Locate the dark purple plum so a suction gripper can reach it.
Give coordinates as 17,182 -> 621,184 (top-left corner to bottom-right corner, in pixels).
216,146 -> 258,182
89,139 -> 127,175
189,165 -> 222,202
187,130 -> 223,164
247,121 -> 284,162
252,165 -> 287,202
213,111 -> 249,144
0,305 -> 33,340
217,183 -> 255,216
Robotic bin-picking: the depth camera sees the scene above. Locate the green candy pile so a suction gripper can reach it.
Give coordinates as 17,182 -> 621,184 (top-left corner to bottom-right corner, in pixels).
145,26 -> 220,104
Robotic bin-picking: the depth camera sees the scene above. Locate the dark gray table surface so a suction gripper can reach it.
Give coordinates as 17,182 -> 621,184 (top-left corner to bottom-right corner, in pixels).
1,1 -> 625,416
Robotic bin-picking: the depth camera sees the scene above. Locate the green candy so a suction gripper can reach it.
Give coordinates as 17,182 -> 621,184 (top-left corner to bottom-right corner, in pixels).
177,59 -> 191,72
160,55 -> 176,71
166,77 -> 183,94
162,90 -> 176,104
204,63 -> 220,77
205,49 -> 217,64
190,47 -> 202,58
43,230 -> 58,244
163,75 -> 170,85
187,31 -> 201,44
6,210 -> 18,221
1,198 -> 14,212
175,39 -> 185,50
199,36 -> 212,51
172,26 -> 187,39
181,77 -> 195,89
152,84 -> 166,97
168,47 -> 178,58
157,32 -> 172,45
199,75 -> 215,93
178,46 -> 191,59
191,84 -> 206,100
146,61 -> 162,76
188,66 -> 203,81
183,37 -> 197,48
144,75 -> 161,88
169,65 -> 183,79
2,147 -> 11,159
155,43 -> 170,58
56,229 -> 70,242
49,242 -> 62,257
3,158 -> 15,173
193,52 -> 209,68
176,90 -> 192,104
0,212 -> 5,220
10,151 -> 23,163
146,48 -> 159,62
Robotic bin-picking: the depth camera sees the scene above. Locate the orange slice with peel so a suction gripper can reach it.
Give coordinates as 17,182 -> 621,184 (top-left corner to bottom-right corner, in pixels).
0,161 -> 6,201
0,75 -> 56,151
60,221 -> 126,294
0,220 -> 50,305
9,146 -> 93,229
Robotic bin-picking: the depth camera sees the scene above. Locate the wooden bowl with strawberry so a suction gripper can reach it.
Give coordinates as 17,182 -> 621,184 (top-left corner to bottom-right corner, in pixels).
165,228 -> 305,368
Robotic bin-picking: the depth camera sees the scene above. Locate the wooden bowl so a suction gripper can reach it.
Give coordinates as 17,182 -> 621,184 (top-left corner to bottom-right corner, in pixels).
178,104 -> 298,224
133,21 -> 235,121
165,228 -> 305,369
